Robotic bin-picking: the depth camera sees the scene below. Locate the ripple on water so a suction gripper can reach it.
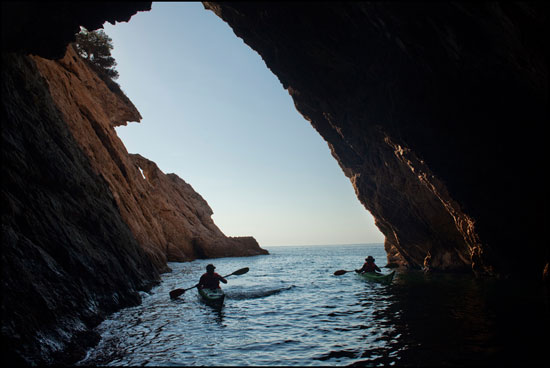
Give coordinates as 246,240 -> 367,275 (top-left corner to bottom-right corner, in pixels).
78,245 -> 549,366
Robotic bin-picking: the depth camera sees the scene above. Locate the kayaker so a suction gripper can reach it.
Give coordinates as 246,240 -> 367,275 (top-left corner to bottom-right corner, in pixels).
198,264 -> 227,290
356,256 -> 381,274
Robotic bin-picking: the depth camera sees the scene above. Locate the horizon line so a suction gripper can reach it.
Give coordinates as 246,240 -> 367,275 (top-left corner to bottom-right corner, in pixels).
262,242 -> 384,247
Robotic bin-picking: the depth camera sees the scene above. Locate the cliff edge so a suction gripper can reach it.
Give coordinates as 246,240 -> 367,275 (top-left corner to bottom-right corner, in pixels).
31,45 -> 268,270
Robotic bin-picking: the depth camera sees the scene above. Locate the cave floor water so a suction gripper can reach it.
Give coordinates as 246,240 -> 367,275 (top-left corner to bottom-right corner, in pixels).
78,244 -> 549,366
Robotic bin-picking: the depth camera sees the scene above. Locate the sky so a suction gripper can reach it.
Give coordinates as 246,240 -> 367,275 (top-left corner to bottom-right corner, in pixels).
102,2 -> 384,247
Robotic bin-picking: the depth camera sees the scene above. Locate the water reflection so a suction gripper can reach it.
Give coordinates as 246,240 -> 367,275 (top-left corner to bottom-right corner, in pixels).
349,270 -> 549,366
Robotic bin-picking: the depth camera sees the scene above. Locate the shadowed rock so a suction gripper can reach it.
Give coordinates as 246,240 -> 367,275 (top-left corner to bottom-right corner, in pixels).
203,2 -> 547,279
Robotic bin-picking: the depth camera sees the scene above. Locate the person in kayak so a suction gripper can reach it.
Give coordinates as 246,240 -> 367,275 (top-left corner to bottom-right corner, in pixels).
198,264 -> 227,290
356,256 -> 381,274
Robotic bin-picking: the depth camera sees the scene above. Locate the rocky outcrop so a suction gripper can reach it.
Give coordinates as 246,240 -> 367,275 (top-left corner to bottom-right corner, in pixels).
203,2 -> 547,280
129,154 -> 268,261
31,45 -> 267,270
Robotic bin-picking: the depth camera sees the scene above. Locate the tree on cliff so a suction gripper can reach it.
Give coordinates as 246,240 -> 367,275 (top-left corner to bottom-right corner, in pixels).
74,27 -> 119,80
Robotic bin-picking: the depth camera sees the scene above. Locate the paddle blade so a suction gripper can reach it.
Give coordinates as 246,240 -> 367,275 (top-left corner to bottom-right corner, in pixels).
169,288 -> 185,299
334,270 -> 348,276
231,267 -> 249,276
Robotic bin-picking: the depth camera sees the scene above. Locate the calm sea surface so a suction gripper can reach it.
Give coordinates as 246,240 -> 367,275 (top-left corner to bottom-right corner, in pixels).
78,244 -> 548,366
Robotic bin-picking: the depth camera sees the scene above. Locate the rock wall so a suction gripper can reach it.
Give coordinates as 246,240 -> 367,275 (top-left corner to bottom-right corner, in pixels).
203,2 -> 547,279
1,4 -> 266,364
1,51 -> 160,365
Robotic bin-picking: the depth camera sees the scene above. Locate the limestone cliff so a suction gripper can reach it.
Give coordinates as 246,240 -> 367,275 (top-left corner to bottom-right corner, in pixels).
31,45 -> 267,269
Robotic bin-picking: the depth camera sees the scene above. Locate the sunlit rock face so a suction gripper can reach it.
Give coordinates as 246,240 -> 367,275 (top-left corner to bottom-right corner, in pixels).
203,2 -> 547,278
31,45 -> 268,268
129,154 -> 268,261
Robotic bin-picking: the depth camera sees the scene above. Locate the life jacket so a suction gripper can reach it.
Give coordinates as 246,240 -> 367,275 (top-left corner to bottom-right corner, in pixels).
362,261 -> 378,273
199,272 -> 222,289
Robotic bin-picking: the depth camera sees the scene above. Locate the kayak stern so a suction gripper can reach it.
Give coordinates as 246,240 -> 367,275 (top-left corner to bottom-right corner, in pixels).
198,288 -> 225,305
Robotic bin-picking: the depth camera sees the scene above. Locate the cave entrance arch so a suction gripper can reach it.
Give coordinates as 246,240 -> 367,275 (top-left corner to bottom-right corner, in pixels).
105,2 -> 385,250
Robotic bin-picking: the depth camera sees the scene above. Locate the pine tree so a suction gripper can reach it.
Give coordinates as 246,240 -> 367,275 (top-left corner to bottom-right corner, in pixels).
74,27 -> 119,80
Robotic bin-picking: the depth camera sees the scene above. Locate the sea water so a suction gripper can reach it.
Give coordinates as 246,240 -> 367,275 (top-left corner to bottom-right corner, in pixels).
77,244 -> 548,366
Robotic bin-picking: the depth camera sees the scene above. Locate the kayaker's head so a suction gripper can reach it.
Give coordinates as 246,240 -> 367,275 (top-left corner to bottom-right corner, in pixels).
366,256 -> 375,262
206,264 -> 215,274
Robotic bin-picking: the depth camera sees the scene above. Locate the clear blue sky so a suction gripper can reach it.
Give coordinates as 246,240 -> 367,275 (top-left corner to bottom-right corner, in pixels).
102,2 -> 384,247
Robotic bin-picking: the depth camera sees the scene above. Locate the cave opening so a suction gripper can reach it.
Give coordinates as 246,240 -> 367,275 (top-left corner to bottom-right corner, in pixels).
104,2 -> 384,249
3,2 -> 549,366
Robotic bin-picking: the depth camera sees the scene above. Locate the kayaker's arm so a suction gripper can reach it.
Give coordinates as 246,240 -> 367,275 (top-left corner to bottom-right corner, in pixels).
197,274 -> 206,290
219,275 -> 227,284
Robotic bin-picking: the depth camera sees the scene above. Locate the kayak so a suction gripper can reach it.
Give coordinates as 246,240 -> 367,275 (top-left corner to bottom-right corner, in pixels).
358,270 -> 395,283
198,288 -> 225,305
357,270 -> 396,283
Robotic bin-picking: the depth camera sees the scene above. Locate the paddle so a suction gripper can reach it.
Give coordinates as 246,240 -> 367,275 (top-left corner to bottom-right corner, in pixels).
169,267 -> 249,299
333,269 -> 359,276
334,269 -> 385,276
